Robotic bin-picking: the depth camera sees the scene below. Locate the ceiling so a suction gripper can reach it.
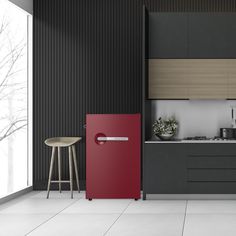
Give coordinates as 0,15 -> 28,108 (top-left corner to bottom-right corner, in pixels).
8,0 -> 32,14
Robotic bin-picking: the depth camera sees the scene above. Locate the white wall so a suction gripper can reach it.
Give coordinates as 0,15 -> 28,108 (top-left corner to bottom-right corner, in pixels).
152,100 -> 236,139
8,0 -> 32,14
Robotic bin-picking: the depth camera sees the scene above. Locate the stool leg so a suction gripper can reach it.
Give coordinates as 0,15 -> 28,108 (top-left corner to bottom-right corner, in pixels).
68,146 -> 73,199
72,145 -> 80,193
58,147 -> 62,193
47,147 -> 56,199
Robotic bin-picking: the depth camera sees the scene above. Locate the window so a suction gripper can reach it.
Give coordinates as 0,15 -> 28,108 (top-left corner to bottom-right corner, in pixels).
0,0 -> 32,198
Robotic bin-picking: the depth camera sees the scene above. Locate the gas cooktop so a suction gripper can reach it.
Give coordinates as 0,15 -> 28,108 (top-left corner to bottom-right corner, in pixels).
184,136 -> 208,140
183,136 -> 235,141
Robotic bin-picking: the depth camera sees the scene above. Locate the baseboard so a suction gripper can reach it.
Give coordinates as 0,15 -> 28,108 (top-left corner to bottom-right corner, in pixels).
0,186 -> 33,205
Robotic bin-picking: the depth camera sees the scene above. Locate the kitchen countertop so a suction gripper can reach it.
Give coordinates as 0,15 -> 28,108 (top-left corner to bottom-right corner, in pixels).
145,140 -> 236,144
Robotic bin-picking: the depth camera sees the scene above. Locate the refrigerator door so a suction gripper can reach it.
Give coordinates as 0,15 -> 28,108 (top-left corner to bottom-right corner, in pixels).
86,114 -> 140,199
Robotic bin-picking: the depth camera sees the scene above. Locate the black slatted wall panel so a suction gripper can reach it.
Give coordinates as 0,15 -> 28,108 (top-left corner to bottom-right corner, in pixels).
33,0 -> 142,189
33,0 -> 236,190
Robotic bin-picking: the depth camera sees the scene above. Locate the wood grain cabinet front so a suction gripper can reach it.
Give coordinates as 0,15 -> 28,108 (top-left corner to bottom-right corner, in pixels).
149,59 -> 236,99
148,59 -> 189,99
227,60 -> 236,99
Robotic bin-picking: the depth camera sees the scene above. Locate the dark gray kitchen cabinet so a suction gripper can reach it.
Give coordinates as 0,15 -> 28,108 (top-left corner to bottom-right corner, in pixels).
143,143 -> 236,199
226,13 -> 236,58
143,144 -> 187,198
148,13 -> 236,59
149,13 -> 188,58
188,14 -> 228,58
186,144 -> 236,193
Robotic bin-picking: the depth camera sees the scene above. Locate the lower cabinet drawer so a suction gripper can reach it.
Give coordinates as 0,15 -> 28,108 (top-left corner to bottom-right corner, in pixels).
187,182 -> 236,194
188,169 -> 236,182
188,156 -> 236,169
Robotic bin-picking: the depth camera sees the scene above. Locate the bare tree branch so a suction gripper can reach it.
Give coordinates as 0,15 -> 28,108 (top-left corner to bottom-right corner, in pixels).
0,120 -> 27,142
0,18 -> 27,142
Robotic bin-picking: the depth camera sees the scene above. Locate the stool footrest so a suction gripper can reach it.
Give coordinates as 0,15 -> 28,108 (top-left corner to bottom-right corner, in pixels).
51,180 -> 70,183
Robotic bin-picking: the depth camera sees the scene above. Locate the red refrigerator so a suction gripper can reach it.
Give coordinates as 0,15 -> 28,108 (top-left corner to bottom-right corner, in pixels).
86,114 -> 141,200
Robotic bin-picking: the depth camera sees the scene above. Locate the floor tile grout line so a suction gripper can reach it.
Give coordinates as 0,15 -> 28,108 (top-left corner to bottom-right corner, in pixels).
181,200 -> 188,236
103,200 -> 133,236
25,197 -> 82,236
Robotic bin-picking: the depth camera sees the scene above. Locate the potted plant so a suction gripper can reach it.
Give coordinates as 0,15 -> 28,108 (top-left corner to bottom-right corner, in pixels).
153,117 -> 178,141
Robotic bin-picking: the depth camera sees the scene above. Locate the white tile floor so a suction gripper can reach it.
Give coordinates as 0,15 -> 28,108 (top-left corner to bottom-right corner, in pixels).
0,192 -> 236,236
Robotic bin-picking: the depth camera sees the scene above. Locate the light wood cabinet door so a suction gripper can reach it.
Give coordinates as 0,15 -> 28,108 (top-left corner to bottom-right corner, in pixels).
187,59 -> 227,99
149,59 -> 229,99
149,59 -> 189,99
227,60 -> 236,99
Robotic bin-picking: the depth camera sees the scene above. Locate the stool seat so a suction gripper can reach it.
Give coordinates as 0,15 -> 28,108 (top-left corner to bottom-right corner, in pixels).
45,137 -> 82,147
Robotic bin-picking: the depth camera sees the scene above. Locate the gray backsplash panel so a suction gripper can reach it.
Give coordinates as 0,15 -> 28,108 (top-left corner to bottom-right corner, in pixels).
152,100 -> 236,139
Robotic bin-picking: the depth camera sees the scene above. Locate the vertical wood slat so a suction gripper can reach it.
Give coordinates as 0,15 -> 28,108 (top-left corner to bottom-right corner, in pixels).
33,0 -> 236,190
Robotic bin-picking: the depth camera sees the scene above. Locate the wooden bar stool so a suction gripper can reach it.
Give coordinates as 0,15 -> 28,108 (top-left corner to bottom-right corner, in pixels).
45,137 -> 82,199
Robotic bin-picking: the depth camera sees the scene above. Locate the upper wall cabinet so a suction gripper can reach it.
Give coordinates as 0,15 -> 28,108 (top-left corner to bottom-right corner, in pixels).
149,13 -> 188,58
227,14 -> 236,58
188,14 -> 228,58
147,12 -> 236,99
148,13 -> 236,59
